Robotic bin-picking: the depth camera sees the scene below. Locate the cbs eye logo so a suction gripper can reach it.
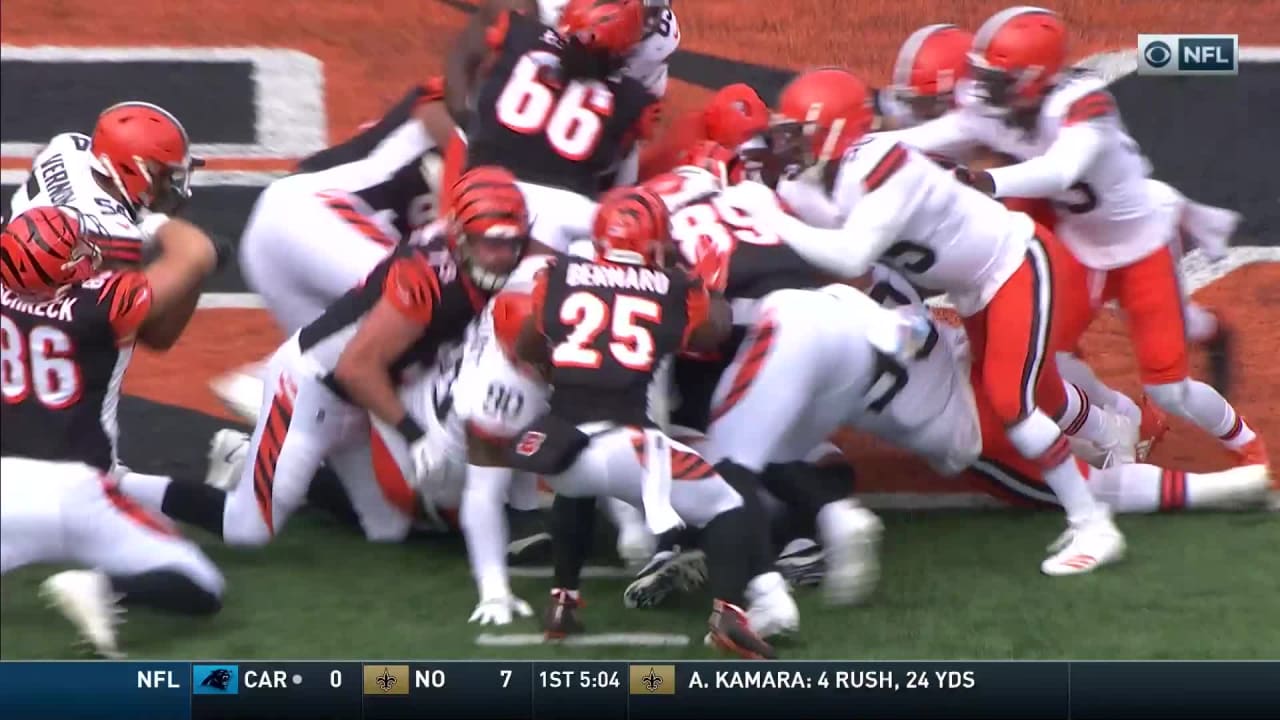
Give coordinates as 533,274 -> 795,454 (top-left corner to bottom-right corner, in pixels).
1143,40 -> 1173,68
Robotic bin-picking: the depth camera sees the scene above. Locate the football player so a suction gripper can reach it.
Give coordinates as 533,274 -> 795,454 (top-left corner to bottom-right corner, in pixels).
441,0 -> 679,207
890,7 -> 1265,474
211,79 -> 454,424
638,83 -> 771,179
122,168 -> 531,548
2,205 -> 225,658
755,67 -> 1127,576
501,186 -> 794,659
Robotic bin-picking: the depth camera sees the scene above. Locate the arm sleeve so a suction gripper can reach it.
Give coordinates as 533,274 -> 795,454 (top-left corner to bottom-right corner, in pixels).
770,145 -> 919,278
986,122 -> 1106,199
382,253 -> 442,324
102,271 -> 153,346
889,112 -> 978,157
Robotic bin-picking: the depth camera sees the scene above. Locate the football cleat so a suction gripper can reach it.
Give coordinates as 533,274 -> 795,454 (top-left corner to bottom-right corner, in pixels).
543,588 -> 585,640
622,548 -> 707,609
707,599 -> 776,660
1097,411 -> 1140,468
1041,507 -> 1126,576
745,571 -> 799,638
1232,432 -> 1269,469
40,570 -> 125,659
209,361 -> 267,425
774,537 -> 825,587
820,500 -> 884,606
206,429 -> 250,491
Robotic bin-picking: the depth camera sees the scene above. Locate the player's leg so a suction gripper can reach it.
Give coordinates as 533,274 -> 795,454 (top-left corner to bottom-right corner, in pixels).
219,339 -> 366,546
325,438 -> 416,543
557,429 -> 788,657
969,236 -> 1124,575
1087,463 -> 1271,513
1113,246 -> 1268,468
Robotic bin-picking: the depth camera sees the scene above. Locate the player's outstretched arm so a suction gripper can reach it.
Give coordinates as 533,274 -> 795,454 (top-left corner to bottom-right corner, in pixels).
333,254 -> 439,436
443,0 -> 536,124
135,217 -> 219,350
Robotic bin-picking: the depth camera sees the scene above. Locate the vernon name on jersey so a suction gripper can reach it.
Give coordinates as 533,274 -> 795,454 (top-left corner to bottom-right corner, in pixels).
11,133 -> 140,242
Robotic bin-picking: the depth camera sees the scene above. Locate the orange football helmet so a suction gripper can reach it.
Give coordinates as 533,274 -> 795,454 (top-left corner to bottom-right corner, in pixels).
560,0 -> 647,56
90,102 -> 201,214
703,83 -> 770,149
1,206 -> 102,299
969,7 -> 1068,109
772,68 -> 874,169
592,186 -> 672,267
892,24 -> 974,121
447,166 -> 531,292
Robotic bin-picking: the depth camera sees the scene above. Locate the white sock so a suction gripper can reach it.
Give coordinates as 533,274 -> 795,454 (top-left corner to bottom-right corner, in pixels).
1055,352 -> 1126,409
1057,382 -> 1120,448
1184,303 -> 1220,345
1008,411 -> 1101,523
461,464 -> 514,600
117,471 -> 174,513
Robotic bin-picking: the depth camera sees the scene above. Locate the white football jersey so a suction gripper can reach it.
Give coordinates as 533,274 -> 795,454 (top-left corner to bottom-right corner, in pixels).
9,132 -> 143,244
537,0 -> 679,97
780,134 -> 1032,316
900,71 -> 1177,269
855,264 -> 981,475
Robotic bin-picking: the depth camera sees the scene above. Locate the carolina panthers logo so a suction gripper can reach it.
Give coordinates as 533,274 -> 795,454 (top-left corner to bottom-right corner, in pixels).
201,668 -> 233,691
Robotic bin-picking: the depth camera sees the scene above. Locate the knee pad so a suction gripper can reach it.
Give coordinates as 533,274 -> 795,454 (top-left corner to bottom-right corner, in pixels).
1144,381 -> 1190,418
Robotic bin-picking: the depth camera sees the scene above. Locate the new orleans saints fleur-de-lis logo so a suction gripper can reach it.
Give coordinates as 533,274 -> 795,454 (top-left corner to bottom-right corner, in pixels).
641,668 -> 663,693
375,669 -> 398,692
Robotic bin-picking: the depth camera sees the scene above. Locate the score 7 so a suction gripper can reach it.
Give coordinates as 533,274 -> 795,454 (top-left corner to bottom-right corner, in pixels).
500,669 -> 512,688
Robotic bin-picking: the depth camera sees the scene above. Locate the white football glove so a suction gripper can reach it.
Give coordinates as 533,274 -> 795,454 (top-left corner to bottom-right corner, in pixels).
407,434 -> 436,490
468,595 -> 533,626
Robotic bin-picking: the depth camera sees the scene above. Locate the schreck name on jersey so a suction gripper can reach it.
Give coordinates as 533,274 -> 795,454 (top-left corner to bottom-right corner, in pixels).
565,263 -> 672,294
1,286 -> 78,322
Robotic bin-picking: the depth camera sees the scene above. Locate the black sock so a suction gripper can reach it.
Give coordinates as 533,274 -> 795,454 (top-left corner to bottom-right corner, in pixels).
160,482 -> 228,539
550,495 -> 596,591
305,464 -> 361,531
713,460 -> 773,576
655,525 -> 699,554
111,570 -> 221,615
761,461 -> 855,539
700,507 -> 753,606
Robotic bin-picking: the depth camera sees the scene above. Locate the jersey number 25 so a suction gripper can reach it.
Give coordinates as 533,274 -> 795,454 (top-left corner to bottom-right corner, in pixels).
553,292 -> 662,372
495,51 -> 615,161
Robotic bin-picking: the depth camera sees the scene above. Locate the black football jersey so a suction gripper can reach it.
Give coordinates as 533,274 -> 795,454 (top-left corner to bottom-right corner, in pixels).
1,271 -> 151,471
465,11 -> 658,196
293,85 -> 444,240
297,236 -> 484,398
536,257 -> 704,426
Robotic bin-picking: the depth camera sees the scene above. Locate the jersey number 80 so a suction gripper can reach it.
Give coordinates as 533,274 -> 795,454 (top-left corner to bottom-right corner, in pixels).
495,51 -> 615,161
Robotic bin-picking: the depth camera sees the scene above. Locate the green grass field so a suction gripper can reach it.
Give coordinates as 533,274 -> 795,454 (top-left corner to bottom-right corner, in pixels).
2,510 -> 1277,660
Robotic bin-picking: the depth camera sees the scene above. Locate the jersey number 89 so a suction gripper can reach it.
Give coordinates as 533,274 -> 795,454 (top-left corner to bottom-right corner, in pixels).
495,51 -> 615,161
1,316 -> 83,410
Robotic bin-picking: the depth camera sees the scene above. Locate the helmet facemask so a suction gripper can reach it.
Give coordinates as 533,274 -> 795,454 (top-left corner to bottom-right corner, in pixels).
452,224 -> 528,293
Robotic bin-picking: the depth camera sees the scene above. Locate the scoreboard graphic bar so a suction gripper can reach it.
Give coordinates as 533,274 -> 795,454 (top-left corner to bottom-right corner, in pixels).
1,660 -> 1276,719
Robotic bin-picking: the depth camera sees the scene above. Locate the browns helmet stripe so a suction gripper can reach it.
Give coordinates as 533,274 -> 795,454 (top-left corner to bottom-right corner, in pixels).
973,6 -> 1055,53
892,24 -> 961,89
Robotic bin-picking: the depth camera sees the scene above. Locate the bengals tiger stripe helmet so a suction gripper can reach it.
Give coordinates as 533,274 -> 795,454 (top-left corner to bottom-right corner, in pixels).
560,0 -> 647,56
892,24 -> 974,121
1,206 -> 103,299
90,102 -> 203,214
592,186 -> 672,267
446,166 -> 531,292
969,7 -> 1068,110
